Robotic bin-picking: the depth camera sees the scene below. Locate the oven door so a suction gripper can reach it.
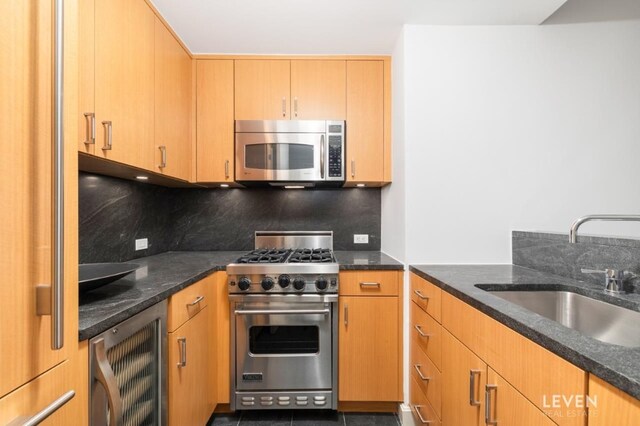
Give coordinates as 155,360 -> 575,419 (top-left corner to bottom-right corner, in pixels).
235,133 -> 325,182
234,298 -> 334,391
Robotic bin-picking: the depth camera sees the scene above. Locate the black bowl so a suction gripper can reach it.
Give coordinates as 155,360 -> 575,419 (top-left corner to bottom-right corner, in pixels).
79,263 -> 140,292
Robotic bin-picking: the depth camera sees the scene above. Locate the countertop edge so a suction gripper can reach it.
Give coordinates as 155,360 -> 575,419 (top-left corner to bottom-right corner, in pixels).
408,265 -> 640,400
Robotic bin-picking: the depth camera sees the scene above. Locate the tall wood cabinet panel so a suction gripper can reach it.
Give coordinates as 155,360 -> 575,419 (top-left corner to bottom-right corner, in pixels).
196,60 -> 235,183
154,18 -> 192,181
214,272 -> 231,404
290,60 -> 346,120
346,61 -> 384,184
94,0 -> 155,170
78,0 -> 95,154
235,60 -> 291,120
0,0 -> 78,398
338,296 -> 399,402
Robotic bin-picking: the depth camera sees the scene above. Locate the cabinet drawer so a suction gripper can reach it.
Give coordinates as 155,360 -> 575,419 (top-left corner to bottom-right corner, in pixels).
411,301 -> 442,371
168,277 -> 211,332
410,375 -> 441,425
339,271 -> 399,296
411,341 -> 442,418
410,273 -> 441,323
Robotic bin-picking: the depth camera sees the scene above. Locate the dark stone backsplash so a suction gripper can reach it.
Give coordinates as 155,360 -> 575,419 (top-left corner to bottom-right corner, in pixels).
79,172 -> 381,263
512,231 -> 640,294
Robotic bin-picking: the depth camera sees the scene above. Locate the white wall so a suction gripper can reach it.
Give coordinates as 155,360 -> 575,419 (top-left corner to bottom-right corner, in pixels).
388,21 -> 640,265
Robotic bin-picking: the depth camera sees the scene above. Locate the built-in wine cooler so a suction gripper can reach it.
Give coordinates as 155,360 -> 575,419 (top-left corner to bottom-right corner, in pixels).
90,301 -> 167,426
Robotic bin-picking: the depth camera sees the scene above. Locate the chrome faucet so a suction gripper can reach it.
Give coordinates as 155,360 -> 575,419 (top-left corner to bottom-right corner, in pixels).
569,214 -> 640,293
569,214 -> 640,243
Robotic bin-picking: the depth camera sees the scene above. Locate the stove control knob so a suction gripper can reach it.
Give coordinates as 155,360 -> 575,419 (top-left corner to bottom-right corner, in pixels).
315,277 -> 328,291
238,277 -> 251,291
278,274 -> 291,288
293,278 -> 306,291
261,277 -> 275,291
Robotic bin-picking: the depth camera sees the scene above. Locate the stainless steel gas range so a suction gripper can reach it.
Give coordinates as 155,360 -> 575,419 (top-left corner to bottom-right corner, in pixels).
226,231 -> 339,411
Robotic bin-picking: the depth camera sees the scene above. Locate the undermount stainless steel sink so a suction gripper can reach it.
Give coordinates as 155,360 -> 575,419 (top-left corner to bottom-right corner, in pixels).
487,290 -> 640,348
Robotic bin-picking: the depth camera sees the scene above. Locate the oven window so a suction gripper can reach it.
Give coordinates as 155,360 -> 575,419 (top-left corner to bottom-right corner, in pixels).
245,143 -> 314,170
249,326 -> 319,354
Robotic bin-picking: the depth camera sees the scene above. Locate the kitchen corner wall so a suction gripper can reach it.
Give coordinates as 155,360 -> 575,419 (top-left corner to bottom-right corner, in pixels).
79,172 -> 381,263
386,20 -> 640,265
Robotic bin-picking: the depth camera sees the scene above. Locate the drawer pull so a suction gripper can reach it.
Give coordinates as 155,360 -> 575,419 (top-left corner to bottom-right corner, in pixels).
414,324 -> 431,338
414,364 -> 430,381
359,282 -> 380,288
413,289 -> 429,300
8,390 -> 76,426
413,405 -> 432,424
187,295 -> 205,307
470,369 -> 482,406
485,384 -> 498,425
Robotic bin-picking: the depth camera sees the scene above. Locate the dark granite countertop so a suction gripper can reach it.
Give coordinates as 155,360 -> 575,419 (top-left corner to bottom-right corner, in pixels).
79,250 -> 403,341
410,264 -> 640,399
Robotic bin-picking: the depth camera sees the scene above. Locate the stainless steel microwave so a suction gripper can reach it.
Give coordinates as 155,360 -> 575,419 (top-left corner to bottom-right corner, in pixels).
235,120 -> 345,187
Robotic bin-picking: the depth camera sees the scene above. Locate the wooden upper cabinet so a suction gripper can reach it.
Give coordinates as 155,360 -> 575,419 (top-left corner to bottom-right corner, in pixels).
346,60 -> 384,184
235,60 -> 291,120
154,18 -> 192,181
78,0 -> 95,155
94,0 -> 155,170
291,60 -> 346,120
196,60 -> 235,183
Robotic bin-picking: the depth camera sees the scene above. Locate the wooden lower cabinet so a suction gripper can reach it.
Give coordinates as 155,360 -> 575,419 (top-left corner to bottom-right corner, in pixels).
168,306 -> 214,426
442,330 -> 486,426
410,375 -> 441,426
214,272 -> 231,405
338,296 -> 400,402
588,375 -> 640,425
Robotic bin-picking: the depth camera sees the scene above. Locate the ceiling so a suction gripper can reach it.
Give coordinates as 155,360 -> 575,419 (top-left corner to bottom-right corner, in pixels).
150,0 -> 568,55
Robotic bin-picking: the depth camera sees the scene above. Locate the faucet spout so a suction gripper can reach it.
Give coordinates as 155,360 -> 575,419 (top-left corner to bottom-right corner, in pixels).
569,214 -> 640,243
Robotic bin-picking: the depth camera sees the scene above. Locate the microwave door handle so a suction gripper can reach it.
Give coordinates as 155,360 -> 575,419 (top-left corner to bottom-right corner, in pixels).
320,134 -> 325,179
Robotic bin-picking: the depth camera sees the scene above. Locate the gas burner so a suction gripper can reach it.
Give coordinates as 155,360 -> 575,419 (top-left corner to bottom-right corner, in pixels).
289,248 -> 334,263
236,248 -> 291,264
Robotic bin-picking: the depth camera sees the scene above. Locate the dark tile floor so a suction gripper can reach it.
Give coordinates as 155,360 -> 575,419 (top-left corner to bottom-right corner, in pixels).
208,410 -> 401,426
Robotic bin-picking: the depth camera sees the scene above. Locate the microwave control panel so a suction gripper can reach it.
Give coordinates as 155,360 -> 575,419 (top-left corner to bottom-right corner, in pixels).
326,122 -> 345,180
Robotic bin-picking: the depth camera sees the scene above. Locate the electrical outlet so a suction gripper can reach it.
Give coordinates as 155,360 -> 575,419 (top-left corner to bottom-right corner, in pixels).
135,238 -> 148,251
354,234 -> 369,244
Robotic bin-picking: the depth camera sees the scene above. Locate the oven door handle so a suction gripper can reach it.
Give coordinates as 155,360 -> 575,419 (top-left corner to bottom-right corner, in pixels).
234,308 -> 331,316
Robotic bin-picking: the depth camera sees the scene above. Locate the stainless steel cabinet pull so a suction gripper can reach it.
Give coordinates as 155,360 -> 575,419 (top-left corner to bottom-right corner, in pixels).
282,97 -> 286,117
8,390 -> 75,426
235,308 -> 330,316
294,97 -> 298,117
102,121 -> 112,151
344,304 -> 348,326
351,159 -> 355,178
413,289 -> 429,300
83,113 -> 95,145
93,338 -> 123,426
178,337 -> 187,367
52,0 -> 65,351
414,324 -> 431,338
413,405 -> 432,424
187,295 -> 204,306
320,135 -> 325,179
414,364 -> 430,381
225,159 -> 230,178
360,282 -> 381,288
158,145 -> 167,168
470,369 -> 481,406
485,384 -> 497,425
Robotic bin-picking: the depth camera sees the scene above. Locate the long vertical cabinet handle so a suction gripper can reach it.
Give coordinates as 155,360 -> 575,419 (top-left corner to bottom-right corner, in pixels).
177,337 -> 187,367
158,146 -> 167,169
52,0 -> 65,350
83,113 -> 95,145
343,304 -> 348,326
282,97 -> 286,117
351,160 -> 355,178
93,338 -> 123,426
101,121 -> 112,151
469,370 -> 481,406
320,135 -> 325,179
294,97 -> 298,117
225,160 -> 230,179
485,384 -> 498,425
7,390 -> 76,426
